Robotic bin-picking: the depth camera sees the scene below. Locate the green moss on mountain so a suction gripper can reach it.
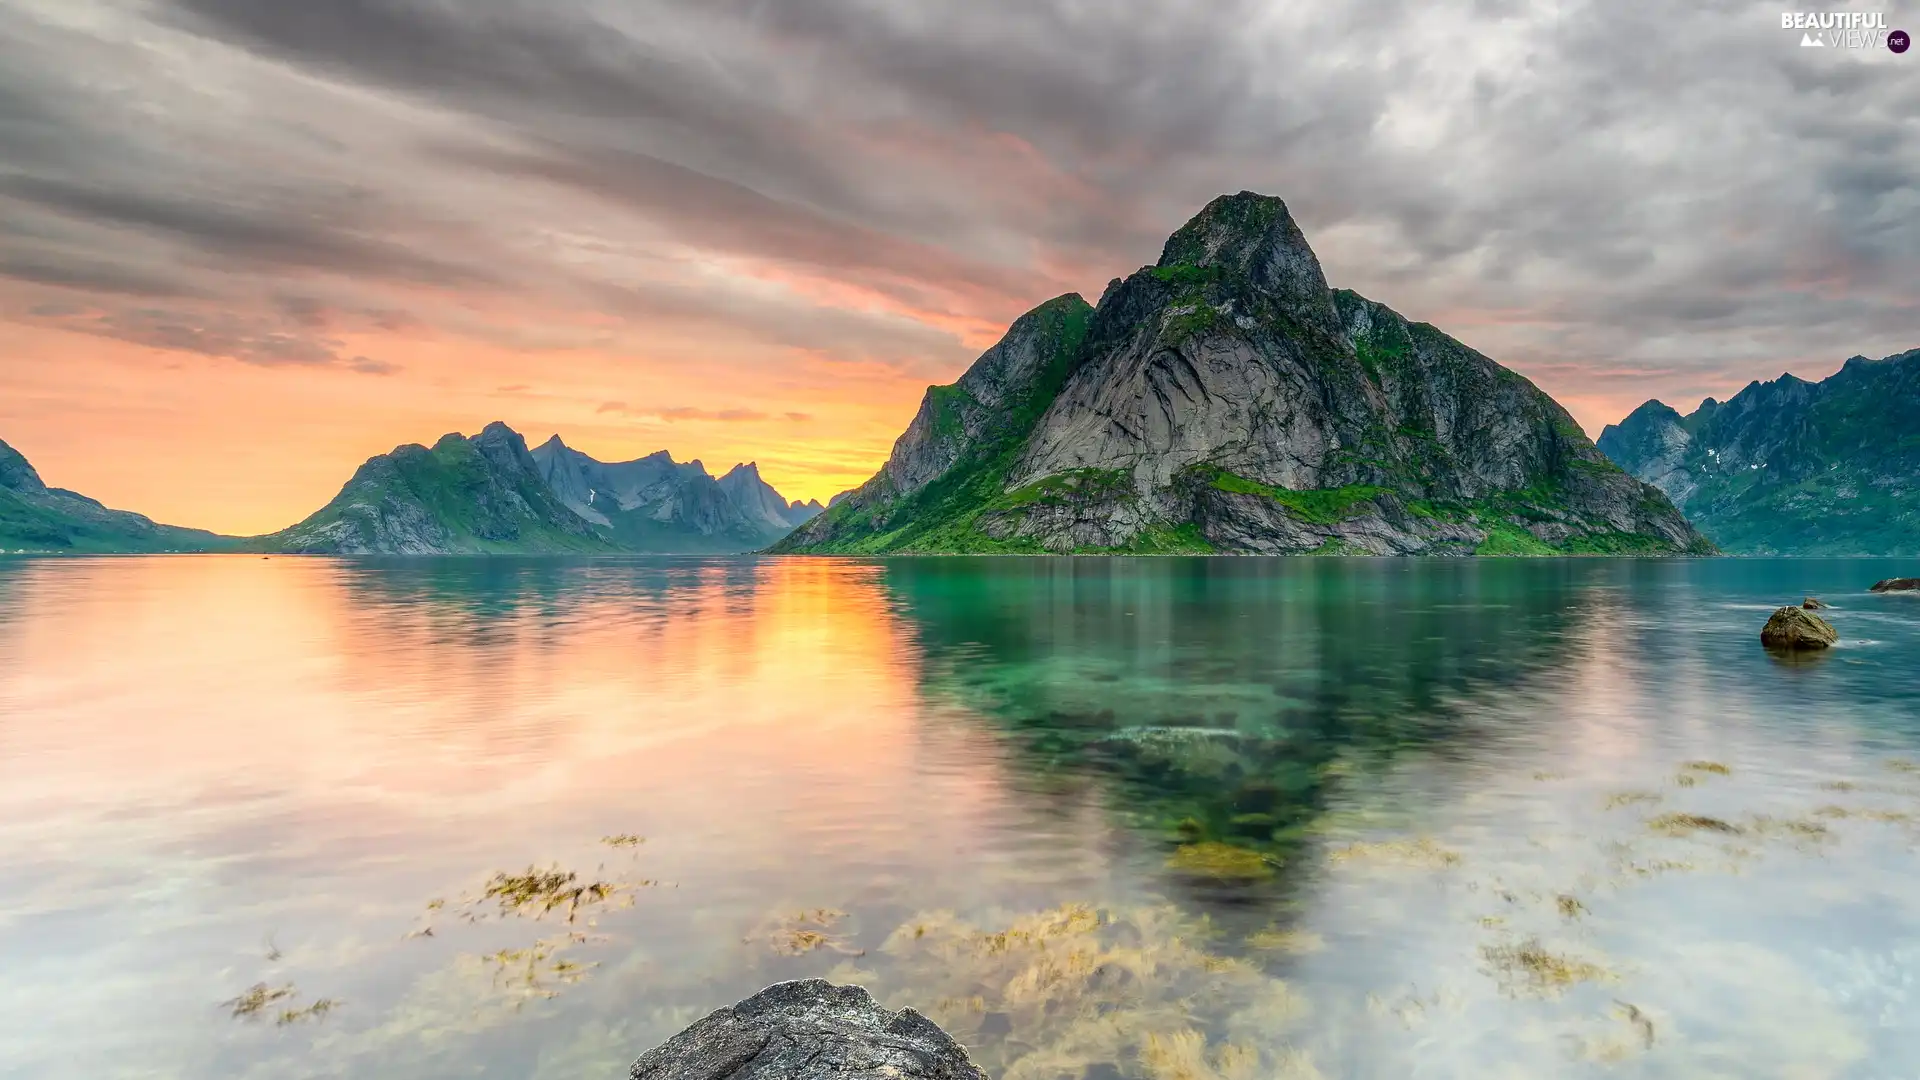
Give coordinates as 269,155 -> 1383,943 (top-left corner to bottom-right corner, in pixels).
252,422 -> 613,555
770,294 -> 1095,554
1599,350 -> 1920,555
0,438 -> 233,553
1195,466 -> 1392,526
778,192 -> 1707,557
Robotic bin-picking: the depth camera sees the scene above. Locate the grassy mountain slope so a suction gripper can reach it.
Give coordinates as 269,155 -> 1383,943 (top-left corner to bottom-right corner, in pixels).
777,193 -> 1707,557
0,438 -> 233,553
1599,350 -> 1920,555
252,422 -> 612,554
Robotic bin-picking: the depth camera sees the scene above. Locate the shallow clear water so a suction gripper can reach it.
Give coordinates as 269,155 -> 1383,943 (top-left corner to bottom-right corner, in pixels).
2,555 -> 1918,1080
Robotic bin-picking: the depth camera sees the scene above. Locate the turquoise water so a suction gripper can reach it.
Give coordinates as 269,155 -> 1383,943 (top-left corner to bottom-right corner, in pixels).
1,555 -> 1917,1079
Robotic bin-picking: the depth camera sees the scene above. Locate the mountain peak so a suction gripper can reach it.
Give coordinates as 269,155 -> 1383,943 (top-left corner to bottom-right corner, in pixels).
537,433 -> 568,451
777,189 -> 1704,557
1154,191 -> 1339,333
1158,191 -> 1315,270
1598,345 -> 1920,554
0,437 -> 47,494
1624,399 -> 1682,423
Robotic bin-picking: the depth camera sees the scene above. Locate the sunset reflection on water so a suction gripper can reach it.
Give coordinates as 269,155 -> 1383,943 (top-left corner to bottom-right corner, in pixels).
2,554 -> 1918,1079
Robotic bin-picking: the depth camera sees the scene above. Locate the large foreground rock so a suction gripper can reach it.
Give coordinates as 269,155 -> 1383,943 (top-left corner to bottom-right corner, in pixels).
1870,577 -> 1920,593
1760,606 -> 1838,650
631,981 -> 987,1080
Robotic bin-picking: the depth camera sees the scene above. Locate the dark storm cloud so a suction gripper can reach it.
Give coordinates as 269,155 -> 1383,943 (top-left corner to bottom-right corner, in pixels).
2,0 -> 1915,411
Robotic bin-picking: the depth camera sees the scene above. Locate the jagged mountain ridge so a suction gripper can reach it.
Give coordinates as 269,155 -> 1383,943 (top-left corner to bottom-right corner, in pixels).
1598,350 -> 1920,554
775,191 -> 1708,556
253,422 -> 823,555
0,437 -> 233,553
254,422 -> 613,554
531,436 -> 820,553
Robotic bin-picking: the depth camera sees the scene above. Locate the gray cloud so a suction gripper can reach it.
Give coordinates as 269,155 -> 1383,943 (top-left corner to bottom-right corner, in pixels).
1,0 -> 1915,416
0,174 -> 493,288
24,303 -> 400,375
348,356 -> 401,376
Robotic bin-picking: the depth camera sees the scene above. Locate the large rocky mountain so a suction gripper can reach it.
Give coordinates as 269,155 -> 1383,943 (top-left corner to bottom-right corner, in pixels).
1598,349 -> 1920,554
1,438 -> 232,553
252,422 -> 822,555
775,192 -> 1709,556
531,436 -> 822,553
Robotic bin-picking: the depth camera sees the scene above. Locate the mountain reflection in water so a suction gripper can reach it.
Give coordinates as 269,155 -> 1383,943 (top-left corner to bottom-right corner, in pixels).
0,554 -> 1916,1079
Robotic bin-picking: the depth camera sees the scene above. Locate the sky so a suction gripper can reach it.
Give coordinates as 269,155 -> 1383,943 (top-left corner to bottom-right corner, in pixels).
1,0 -> 1915,535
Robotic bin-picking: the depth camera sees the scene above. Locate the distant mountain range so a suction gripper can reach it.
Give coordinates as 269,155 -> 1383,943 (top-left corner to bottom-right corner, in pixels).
776,192 -> 1709,556
8,195 -> 1913,559
252,423 -> 822,554
1598,349 -> 1920,555
531,434 -> 822,553
1,438 -> 232,553
1,424 -> 821,555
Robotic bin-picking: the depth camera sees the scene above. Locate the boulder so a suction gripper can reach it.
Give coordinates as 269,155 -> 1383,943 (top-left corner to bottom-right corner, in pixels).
1869,577 -> 1920,593
1760,606 -> 1838,650
631,981 -> 987,1080
1802,597 -> 1829,610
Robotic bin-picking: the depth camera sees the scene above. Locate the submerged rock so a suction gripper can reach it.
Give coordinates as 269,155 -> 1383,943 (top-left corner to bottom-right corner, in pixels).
1760,606 -> 1838,650
1802,597 -> 1829,610
1869,577 -> 1920,593
630,980 -> 986,1080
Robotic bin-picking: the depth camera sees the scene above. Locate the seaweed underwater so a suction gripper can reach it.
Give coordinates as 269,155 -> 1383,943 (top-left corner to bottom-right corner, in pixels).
196,739 -> 1920,1080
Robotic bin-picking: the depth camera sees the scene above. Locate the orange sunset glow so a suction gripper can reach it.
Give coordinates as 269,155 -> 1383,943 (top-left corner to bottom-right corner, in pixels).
4,1 -> 1914,538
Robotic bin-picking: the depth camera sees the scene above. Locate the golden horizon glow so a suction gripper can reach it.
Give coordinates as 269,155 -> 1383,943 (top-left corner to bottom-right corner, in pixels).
2,307 -> 1802,538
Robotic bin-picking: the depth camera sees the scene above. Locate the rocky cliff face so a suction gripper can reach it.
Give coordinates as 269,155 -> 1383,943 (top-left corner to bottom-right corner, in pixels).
256,422 -> 611,554
1595,400 -> 1699,507
531,437 -> 818,553
0,437 -> 231,553
719,462 -> 823,530
1598,349 -> 1920,554
776,192 -> 1708,556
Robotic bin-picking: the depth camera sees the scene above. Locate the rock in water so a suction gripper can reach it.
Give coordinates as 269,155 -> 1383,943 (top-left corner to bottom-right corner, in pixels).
631,980 -> 987,1080
1760,606 -> 1838,650
1802,597 -> 1829,609
1870,577 -> 1920,593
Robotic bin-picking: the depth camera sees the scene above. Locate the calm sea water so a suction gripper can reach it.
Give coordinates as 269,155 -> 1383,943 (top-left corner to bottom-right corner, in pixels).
2,555 -> 1918,1080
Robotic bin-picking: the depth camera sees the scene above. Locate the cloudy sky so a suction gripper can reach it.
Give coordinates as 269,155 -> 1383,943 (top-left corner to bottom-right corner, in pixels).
1,0 -> 1914,533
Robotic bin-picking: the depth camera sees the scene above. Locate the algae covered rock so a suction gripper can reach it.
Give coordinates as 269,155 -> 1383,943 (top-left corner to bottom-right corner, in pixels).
631,980 -> 986,1080
1760,606 -> 1838,650
1870,577 -> 1920,593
